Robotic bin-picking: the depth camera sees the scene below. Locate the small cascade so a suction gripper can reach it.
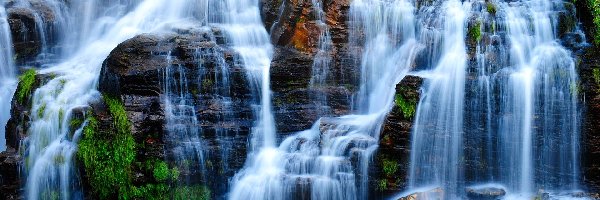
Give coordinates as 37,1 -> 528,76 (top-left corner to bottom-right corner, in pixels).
161,52 -> 206,184
0,4 -> 16,152
218,0 -> 277,151
229,0 -> 420,199
10,0 -> 70,60
23,1 -> 200,199
309,0 -> 334,115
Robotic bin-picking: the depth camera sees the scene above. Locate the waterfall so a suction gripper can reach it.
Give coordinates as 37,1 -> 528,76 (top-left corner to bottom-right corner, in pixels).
0,4 -> 16,152
161,51 -> 206,184
229,0 -> 420,198
406,0 -> 582,198
408,0 -> 470,197
309,0 -> 334,115
22,0 -> 200,199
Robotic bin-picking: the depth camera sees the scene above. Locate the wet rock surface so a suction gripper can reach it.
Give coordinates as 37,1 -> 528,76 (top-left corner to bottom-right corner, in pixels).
6,0 -> 62,64
1,72 -> 50,200
395,187 -> 444,200
370,75 -> 423,198
0,148 -> 22,200
578,45 -> 600,193
98,28 -> 253,196
465,186 -> 506,200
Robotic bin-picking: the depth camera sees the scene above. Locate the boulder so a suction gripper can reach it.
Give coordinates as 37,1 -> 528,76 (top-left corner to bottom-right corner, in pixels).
465,186 -> 506,200
396,187 -> 444,200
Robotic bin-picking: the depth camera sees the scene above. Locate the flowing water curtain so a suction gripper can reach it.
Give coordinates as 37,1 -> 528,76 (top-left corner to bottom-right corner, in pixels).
408,1 -> 470,198
228,0 -> 420,199
22,0 -> 202,199
0,4 -> 16,152
309,0 -> 334,115
406,0 -> 582,198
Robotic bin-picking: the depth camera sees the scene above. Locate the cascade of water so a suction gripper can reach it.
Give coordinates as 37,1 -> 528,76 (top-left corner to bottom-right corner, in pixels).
229,0 -> 420,198
408,1 -> 469,197
406,0 -> 581,198
10,0 -> 70,60
161,51 -> 206,184
498,0 -> 580,195
309,0 -> 334,115
23,0 -> 200,199
218,0 -> 276,151
0,4 -> 16,152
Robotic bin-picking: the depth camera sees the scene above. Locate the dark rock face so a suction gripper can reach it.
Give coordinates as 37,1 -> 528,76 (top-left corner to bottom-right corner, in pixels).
6,0 -> 61,64
1,73 -> 50,200
0,148 -> 22,200
264,0 -> 357,133
370,76 -> 423,198
98,29 -> 254,197
465,186 -> 506,200
578,46 -> 600,193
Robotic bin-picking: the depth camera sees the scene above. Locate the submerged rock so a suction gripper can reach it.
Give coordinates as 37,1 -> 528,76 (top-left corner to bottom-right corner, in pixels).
396,187 -> 444,200
465,186 -> 506,200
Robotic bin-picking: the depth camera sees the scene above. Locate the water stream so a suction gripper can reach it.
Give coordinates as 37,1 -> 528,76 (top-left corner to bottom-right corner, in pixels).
0,3 -> 16,152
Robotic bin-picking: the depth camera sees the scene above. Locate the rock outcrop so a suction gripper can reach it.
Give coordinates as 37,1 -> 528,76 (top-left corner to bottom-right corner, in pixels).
6,0 -> 63,64
371,75 -> 423,198
1,71 -> 50,200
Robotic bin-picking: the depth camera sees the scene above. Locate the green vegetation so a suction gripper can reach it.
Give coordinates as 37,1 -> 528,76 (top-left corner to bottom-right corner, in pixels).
202,79 -> 213,90
131,184 -> 170,200
70,118 -> 83,128
468,21 -> 482,42
173,185 -> 211,200
587,0 -> 600,45
37,103 -> 46,118
382,159 -> 399,176
153,161 -> 170,182
377,180 -> 388,191
17,69 -> 37,104
395,94 -> 416,118
171,167 -> 180,181
593,68 -> 600,92
486,2 -> 496,15
77,94 -> 209,199
78,95 -> 135,199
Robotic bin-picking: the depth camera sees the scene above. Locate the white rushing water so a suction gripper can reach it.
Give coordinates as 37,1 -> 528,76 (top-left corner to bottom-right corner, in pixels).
0,4 -> 16,152
406,0 -> 582,199
408,0 -> 470,198
22,0 -> 202,199
1,0 -> 585,199
309,0 -> 334,115
229,0 -> 420,199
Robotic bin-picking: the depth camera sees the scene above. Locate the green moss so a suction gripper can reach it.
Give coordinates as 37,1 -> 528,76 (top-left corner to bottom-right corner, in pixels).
377,180 -> 387,191
382,159 -> 398,176
153,161 -> 170,182
131,184 -> 170,200
202,79 -> 213,90
17,69 -> 37,104
171,167 -> 180,181
394,94 -> 416,118
173,185 -> 211,200
486,2 -> 496,15
594,68 -> 600,92
37,103 -> 46,118
70,118 -> 83,128
468,21 -> 482,42
78,95 -> 135,199
588,0 -> 600,45
41,190 -> 60,200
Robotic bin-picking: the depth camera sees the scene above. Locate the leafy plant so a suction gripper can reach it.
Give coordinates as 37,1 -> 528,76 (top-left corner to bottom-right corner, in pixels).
17,69 -> 37,104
